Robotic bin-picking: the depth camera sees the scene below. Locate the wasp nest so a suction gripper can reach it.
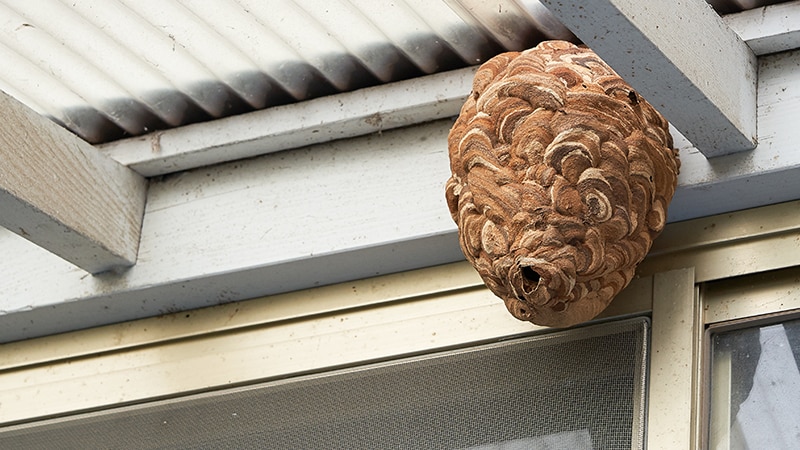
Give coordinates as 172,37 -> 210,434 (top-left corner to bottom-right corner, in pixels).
446,41 -> 680,327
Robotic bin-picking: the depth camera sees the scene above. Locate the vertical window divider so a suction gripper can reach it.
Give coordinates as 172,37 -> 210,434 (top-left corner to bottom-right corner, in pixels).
647,267 -> 700,449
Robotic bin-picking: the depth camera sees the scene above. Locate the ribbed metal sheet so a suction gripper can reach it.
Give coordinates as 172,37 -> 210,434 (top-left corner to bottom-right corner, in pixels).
0,0 -> 786,144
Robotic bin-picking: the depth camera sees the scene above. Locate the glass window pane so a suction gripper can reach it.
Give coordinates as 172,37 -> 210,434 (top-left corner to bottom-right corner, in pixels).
709,318 -> 800,449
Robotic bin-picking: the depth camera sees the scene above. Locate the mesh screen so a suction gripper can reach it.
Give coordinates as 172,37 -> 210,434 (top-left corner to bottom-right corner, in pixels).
1,317 -> 648,449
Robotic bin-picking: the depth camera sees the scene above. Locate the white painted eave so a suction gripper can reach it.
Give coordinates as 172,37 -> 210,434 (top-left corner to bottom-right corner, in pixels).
541,0 -> 758,157
2,47 -> 800,342
1,5 -> 800,342
99,2 -> 800,176
99,67 -> 476,177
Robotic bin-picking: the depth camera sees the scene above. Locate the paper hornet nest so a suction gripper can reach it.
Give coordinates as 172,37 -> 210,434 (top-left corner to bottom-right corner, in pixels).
446,41 -> 680,327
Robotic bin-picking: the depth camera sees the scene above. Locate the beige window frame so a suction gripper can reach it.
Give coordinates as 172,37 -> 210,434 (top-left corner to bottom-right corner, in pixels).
640,200 -> 800,449
702,267 -> 800,449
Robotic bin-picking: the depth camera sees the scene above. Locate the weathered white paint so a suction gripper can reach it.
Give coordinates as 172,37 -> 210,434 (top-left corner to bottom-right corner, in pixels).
540,0 -> 758,157
97,4 -> 788,177
668,49 -> 800,220
99,67 -> 476,176
1,46 -> 799,343
724,0 -> 800,56
0,90 -> 147,274
0,120 -> 463,342
1,47 -> 799,343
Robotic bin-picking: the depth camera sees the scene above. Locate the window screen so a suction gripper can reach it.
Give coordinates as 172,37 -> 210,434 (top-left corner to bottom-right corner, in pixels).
709,318 -> 800,449
0,317 -> 649,449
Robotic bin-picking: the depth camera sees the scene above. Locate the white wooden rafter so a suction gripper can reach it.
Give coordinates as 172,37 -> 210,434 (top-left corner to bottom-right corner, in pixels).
539,0 -> 758,158
99,68 -> 474,177
0,90 -> 147,274
1,4 -> 799,342
723,0 -> 800,56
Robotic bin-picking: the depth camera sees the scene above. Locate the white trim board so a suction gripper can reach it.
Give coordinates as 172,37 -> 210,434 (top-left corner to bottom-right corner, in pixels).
1,48 -> 800,342
98,2 -> 797,176
99,67 -> 476,177
0,120 -> 464,342
723,0 -> 800,56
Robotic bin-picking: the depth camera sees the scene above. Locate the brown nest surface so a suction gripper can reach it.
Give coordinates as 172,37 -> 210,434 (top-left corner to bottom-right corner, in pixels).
446,41 -> 680,327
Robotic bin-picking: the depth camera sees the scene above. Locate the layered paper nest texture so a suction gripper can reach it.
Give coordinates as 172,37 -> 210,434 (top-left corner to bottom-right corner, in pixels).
446,41 -> 680,327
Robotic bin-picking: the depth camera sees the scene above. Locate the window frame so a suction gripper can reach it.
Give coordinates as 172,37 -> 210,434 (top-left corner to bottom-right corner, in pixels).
700,267 -> 800,449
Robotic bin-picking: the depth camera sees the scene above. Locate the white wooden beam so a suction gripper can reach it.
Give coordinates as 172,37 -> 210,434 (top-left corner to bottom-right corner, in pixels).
0,90 -> 147,274
539,0 -> 757,158
667,47 -> 800,220
724,0 -> 800,56
99,67 -> 476,177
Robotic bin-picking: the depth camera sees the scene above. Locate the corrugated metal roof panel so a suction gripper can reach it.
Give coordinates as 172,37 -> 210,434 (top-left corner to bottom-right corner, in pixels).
0,0 -> 786,144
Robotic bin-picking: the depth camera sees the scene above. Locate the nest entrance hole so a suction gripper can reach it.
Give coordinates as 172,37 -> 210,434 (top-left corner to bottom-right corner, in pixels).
521,266 -> 541,285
